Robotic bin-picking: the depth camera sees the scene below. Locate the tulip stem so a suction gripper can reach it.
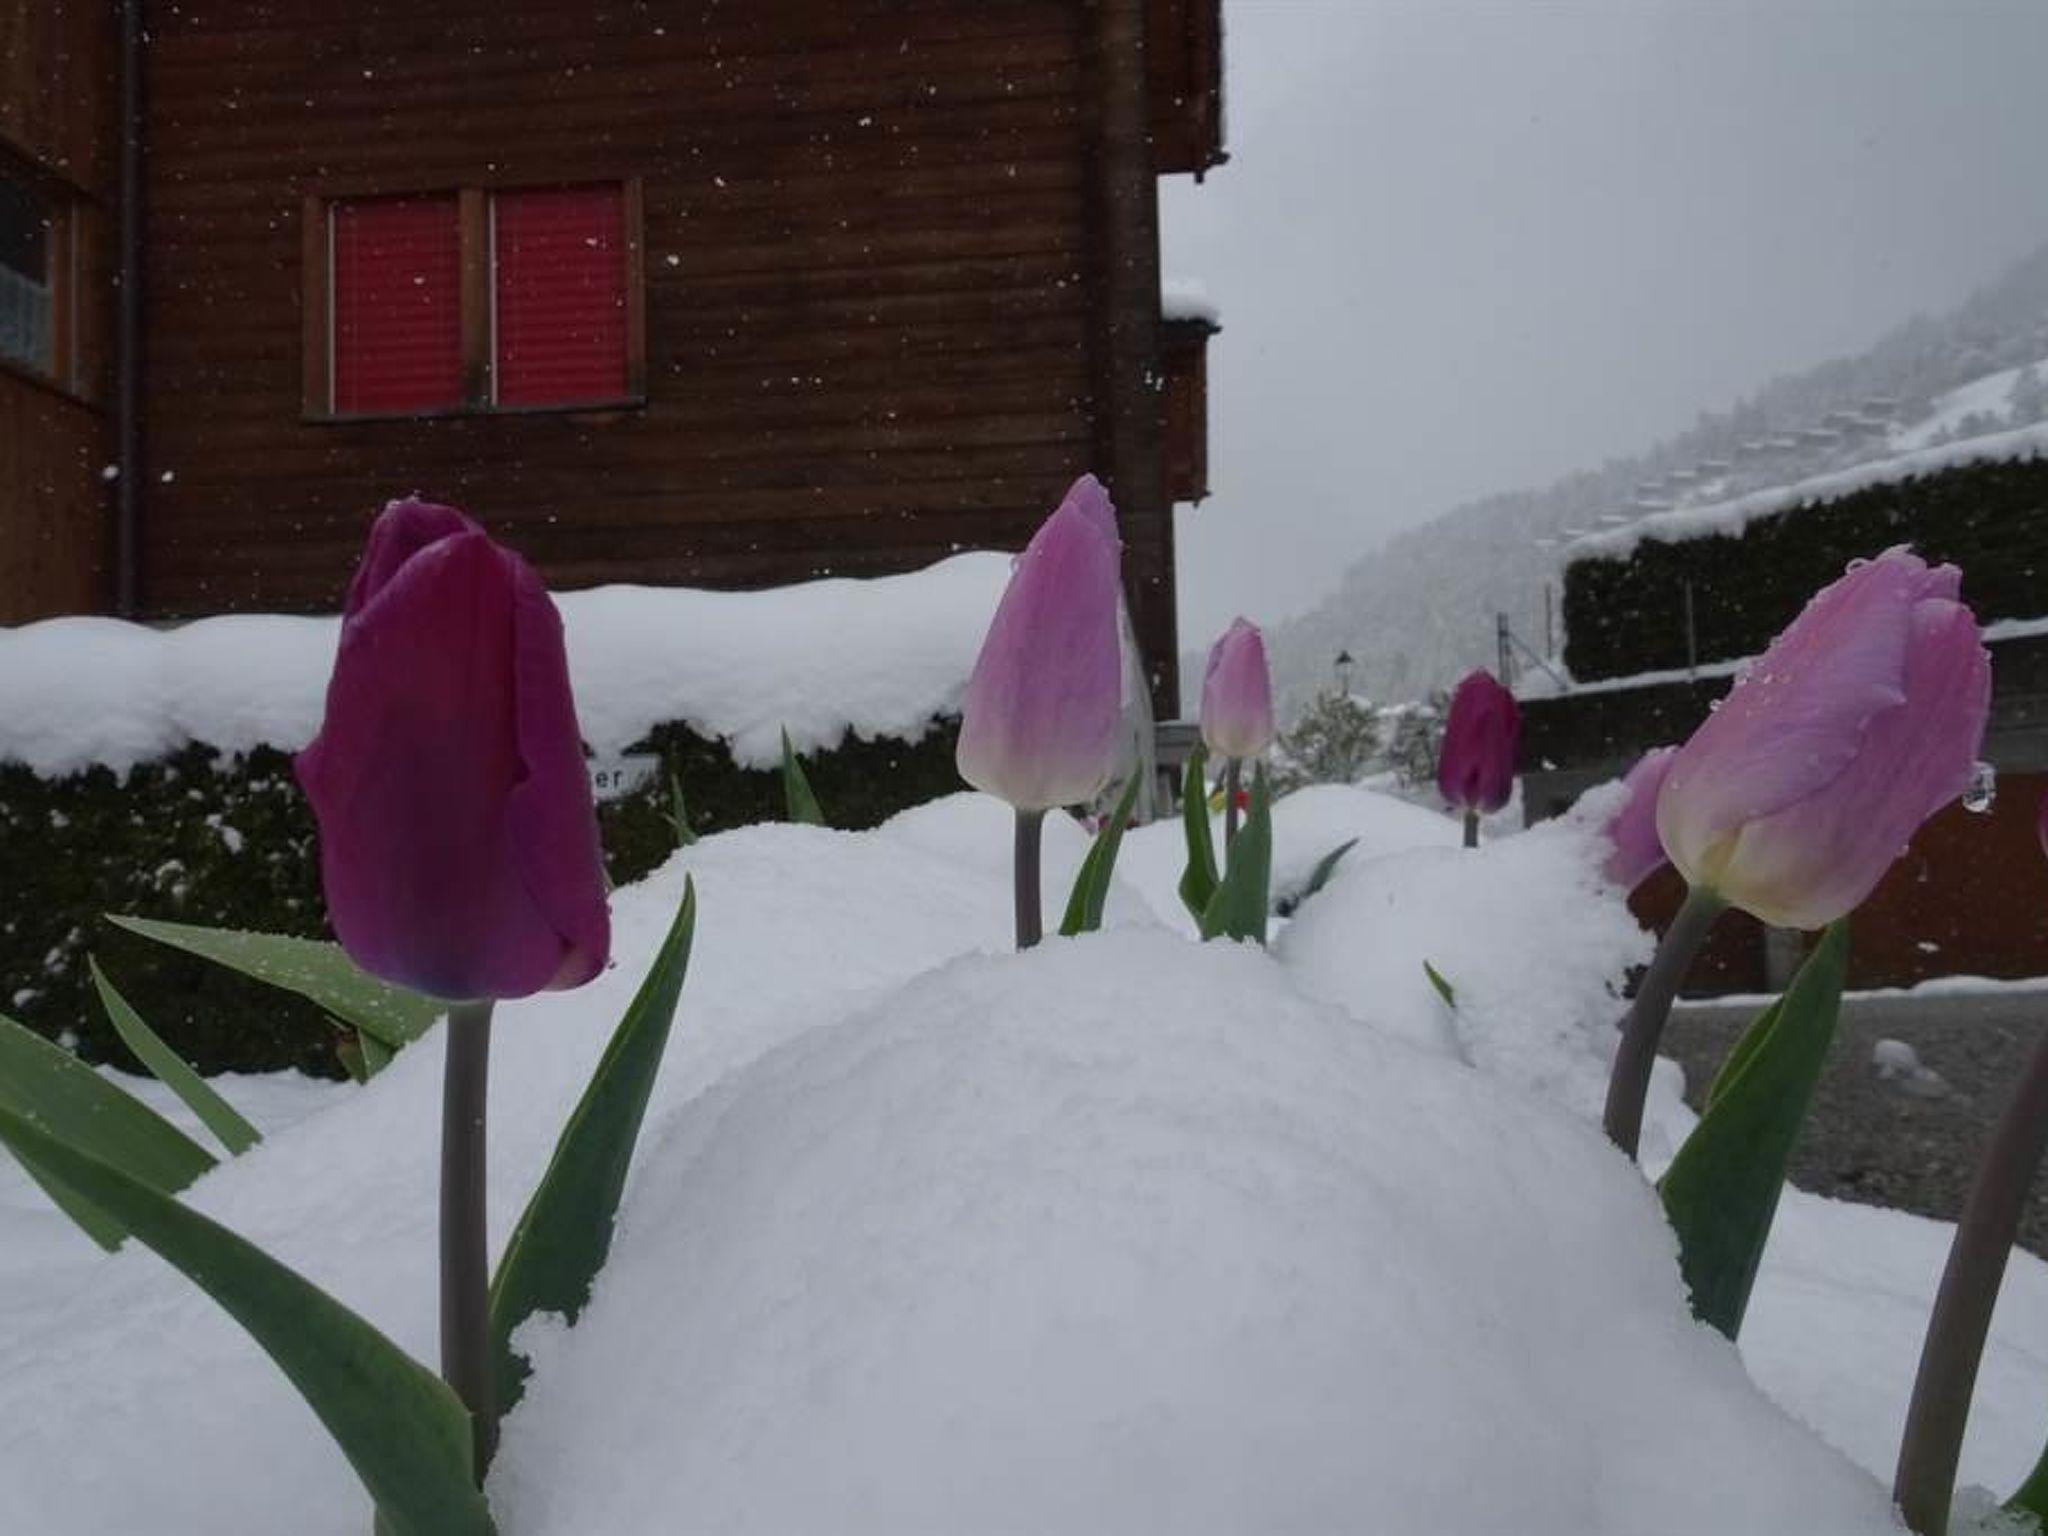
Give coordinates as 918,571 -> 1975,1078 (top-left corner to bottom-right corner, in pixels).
1224,759 -> 1242,849
1602,887 -> 1724,1160
1893,1027 -> 2048,1536
440,999 -> 496,1478
1462,810 -> 1480,849
1014,808 -> 1046,950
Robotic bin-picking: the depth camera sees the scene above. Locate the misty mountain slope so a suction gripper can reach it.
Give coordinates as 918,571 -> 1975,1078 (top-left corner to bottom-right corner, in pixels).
1249,237 -> 2048,719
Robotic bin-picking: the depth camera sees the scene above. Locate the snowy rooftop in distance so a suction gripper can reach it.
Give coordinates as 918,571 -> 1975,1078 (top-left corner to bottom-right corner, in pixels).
0,552 -> 1012,779
1566,419 -> 2048,564
1162,276 -> 1219,325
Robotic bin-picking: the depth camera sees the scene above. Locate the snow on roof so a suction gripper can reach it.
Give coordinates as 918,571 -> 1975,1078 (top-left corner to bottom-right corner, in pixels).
1566,419 -> 2048,564
1161,277 -> 1219,325
0,552 -> 1012,779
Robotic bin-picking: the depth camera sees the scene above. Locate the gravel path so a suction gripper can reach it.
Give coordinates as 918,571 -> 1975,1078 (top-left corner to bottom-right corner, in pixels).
1665,990 -> 2048,1256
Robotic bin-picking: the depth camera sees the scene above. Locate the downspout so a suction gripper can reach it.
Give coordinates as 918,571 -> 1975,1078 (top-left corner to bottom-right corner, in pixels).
114,0 -> 145,617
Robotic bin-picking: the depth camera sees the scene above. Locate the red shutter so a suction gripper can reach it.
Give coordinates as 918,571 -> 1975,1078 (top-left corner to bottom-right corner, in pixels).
330,195 -> 463,415
492,185 -> 627,408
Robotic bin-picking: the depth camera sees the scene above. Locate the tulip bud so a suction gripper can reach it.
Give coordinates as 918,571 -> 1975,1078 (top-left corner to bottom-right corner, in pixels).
1436,669 -> 1520,815
1602,746 -> 1677,891
1200,617 -> 1274,760
296,499 -> 611,1001
1656,548 -> 1990,931
956,475 -> 1125,811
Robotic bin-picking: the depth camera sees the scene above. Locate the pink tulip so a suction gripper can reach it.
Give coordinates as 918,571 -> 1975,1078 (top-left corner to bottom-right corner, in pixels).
1200,618 -> 1274,760
1436,669 -> 1520,815
1656,548 -> 1990,930
956,475 -> 1124,811
1602,746 -> 1677,891
296,499 -> 610,1000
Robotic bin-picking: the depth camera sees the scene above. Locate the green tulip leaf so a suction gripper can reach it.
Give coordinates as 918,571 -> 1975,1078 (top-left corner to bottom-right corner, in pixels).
108,915 -> 441,1052
1059,775 -> 1143,938
1302,837 -> 1360,903
1704,996 -> 1783,1112
780,727 -> 826,826
1423,960 -> 1457,1009
91,959 -> 261,1157
664,771 -> 698,848
489,877 -> 698,1423
1658,920 -> 1849,1340
1177,745 -> 1220,923
0,1010 -> 217,1249
1199,763 -> 1272,946
0,1104 -> 492,1535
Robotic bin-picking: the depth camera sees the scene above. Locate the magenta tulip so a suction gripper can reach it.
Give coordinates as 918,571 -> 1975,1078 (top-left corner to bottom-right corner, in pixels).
1655,548 -> 1990,930
1602,746 -> 1677,891
296,498 -> 610,1001
956,474 -> 1124,812
1437,670 -> 1520,816
1200,618 -> 1274,760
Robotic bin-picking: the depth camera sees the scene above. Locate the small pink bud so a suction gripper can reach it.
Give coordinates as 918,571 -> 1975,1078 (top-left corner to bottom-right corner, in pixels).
1199,617 -> 1274,760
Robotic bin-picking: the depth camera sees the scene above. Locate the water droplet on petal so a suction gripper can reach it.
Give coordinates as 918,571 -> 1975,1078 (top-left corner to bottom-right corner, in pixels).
1962,761 -> 1996,814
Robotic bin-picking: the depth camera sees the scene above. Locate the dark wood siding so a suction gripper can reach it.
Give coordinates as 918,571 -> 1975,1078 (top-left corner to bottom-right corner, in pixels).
1145,0 -> 1224,176
1160,316 -> 1211,503
139,0 -> 1157,646
0,0 -> 114,622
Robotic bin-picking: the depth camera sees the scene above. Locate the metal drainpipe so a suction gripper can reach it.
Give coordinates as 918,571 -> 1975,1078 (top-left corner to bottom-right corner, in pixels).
114,0 -> 145,617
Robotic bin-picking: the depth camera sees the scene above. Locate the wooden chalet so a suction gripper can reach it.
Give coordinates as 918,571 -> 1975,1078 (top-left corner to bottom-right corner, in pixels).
0,0 -> 1224,712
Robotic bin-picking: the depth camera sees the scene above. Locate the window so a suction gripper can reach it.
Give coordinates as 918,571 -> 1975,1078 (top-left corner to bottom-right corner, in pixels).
0,171 -> 55,377
308,180 -> 641,418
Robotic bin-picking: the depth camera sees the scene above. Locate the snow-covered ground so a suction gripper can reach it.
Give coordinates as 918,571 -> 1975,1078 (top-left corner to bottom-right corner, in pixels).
0,552 -> 1011,777
2,787 -> 2044,1533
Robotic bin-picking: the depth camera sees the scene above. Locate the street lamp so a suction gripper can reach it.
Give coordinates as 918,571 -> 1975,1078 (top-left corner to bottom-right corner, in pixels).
1333,649 -> 1355,696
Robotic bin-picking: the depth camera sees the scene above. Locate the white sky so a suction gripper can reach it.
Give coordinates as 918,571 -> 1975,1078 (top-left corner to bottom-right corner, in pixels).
1163,0 -> 2048,648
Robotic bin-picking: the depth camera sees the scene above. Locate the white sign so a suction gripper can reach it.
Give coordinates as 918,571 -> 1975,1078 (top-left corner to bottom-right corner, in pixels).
588,753 -> 661,802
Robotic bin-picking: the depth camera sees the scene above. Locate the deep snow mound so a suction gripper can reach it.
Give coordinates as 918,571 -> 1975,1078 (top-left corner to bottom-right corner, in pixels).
495,930 -> 1894,1536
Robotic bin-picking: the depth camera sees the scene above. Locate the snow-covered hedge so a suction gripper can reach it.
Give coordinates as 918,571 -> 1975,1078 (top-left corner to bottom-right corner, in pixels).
1563,451 -> 2048,682
0,557 -> 1011,1073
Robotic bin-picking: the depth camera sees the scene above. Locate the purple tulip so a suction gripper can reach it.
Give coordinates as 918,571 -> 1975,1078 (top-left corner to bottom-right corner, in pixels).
1437,670 -> 1520,815
1200,618 -> 1274,760
1602,746 -> 1677,891
956,474 -> 1125,812
1656,548 -> 1990,930
296,498 -> 610,1000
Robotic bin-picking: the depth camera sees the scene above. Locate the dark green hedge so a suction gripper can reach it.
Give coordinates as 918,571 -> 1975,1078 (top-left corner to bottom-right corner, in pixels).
1564,452 -> 2048,682
0,719 -> 962,1077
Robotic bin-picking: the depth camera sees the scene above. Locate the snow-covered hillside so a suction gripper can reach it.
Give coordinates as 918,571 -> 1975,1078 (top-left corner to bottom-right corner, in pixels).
1252,239 -> 2048,720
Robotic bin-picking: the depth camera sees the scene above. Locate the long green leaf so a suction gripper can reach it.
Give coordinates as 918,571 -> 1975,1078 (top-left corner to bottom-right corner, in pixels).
1302,837 -> 1360,903
0,1105 -> 492,1535
1704,997 -> 1783,1112
1177,745 -> 1220,923
1199,763 -> 1273,945
91,959 -> 261,1157
1423,960 -> 1457,1009
0,1011 -> 216,1248
109,915 -> 441,1052
1658,921 -> 1849,1339
489,878 -> 698,1423
1059,775 -> 1143,937
780,727 -> 826,825
664,771 -> 698,849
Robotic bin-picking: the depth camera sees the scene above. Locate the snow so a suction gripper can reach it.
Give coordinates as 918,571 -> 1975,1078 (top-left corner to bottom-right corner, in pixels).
1566,420 -> 2048,562
3,786 -> 2047,1532
1893,361 -> 2047,452
0,552 -> 1011,778
1162,276 -> 1218,324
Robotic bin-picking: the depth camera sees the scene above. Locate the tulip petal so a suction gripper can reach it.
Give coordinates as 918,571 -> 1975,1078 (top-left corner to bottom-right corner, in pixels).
1656,554 -> 1949,884
504,554 -> 612,990
1702,598 -> 1989,928
1603,745 -> 1677,891
1200,618 -> 1275,760
344,498 -> 475,618
1436,670 -> 1520,814
955,481 -> 1125,811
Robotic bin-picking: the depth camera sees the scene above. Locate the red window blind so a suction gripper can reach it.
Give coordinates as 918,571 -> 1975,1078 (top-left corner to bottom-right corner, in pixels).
330,195 -> 463,415
492,185 -> 627,407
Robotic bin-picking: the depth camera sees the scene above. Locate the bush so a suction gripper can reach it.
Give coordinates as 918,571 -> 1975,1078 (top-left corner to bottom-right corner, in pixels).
0,720 -> 962,1076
